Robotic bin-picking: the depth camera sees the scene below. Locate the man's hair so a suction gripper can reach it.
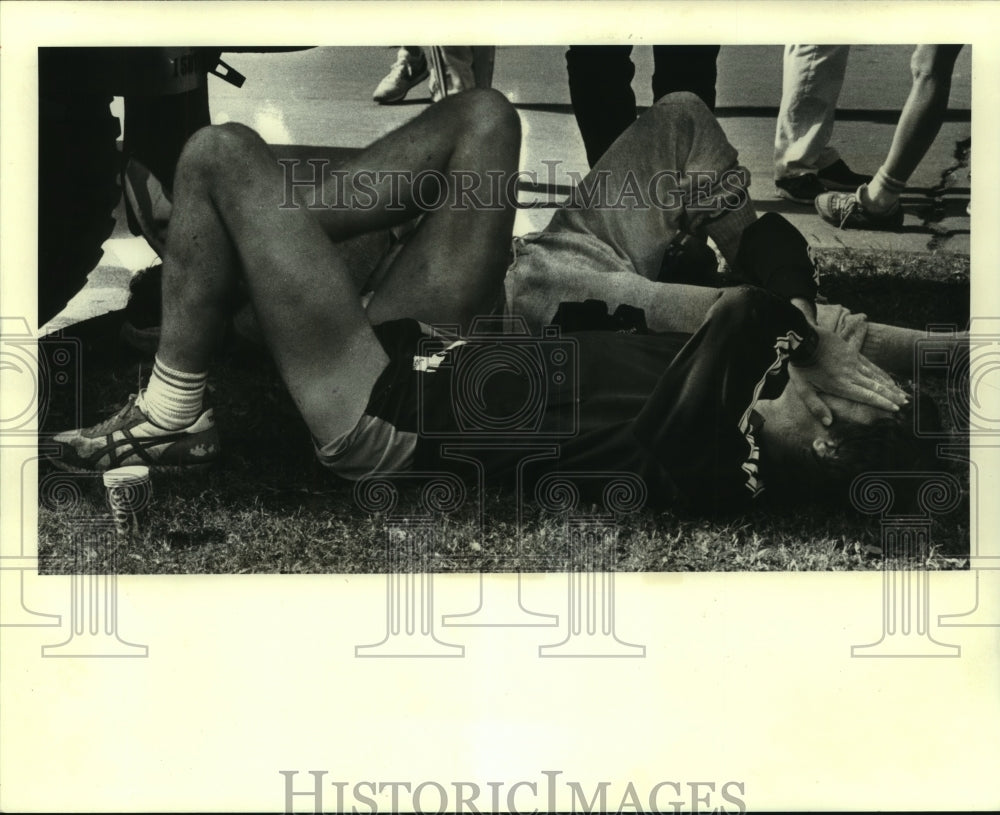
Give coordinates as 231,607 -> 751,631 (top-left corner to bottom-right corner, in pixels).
765,382 -> 945,506
813,382 -> 941,484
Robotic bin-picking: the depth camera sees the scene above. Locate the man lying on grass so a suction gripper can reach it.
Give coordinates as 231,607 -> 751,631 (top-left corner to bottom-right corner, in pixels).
53,89 -> 936,513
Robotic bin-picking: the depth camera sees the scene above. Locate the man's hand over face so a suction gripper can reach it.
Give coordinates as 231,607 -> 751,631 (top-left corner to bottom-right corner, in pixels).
789,325 -> 909,426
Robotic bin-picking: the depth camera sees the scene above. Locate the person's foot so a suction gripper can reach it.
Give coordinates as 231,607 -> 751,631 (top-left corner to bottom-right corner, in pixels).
372,53 -> 429,104
814,187 -> 905,231
51,394 -> 219,473
775,173 -> 826,204
816,159 -> 873,191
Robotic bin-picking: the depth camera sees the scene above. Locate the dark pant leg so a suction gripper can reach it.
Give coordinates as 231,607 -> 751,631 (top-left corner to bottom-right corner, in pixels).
566,45 -> 638,167
123,84 -> 211,193
651,45 -> 720,111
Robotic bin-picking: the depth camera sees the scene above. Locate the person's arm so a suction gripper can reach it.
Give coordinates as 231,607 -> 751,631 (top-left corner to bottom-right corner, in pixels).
508,213 -> 906,415
731,213 -> 907,420
506,213 -> 818,336
506,259 -> 723,335
731,212 -> 820,304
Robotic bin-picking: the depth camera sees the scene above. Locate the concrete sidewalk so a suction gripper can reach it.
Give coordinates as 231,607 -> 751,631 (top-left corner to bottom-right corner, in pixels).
45,45 -> 971,333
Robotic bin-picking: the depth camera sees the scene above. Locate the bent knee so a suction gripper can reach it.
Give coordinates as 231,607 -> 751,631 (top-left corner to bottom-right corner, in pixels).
652,90 -> 712,118
457,88 -> 522,145
645,91 -> 722,150
179,122 -> 269,176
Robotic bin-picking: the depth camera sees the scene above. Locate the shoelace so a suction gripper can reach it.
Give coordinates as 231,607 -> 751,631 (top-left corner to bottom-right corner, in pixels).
88,395 -> 140,435
394,59 -> 425,80
837,196 -> 861,230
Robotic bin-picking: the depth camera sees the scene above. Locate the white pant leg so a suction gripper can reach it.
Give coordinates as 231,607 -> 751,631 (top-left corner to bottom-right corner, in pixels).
428,46 -> 493,99
774,45 -> 850,179
398,46 -> 424,65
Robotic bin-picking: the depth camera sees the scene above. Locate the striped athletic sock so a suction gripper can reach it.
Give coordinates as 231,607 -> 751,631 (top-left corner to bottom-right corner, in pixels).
861,167 -> 906,213
137,356 -> 207,430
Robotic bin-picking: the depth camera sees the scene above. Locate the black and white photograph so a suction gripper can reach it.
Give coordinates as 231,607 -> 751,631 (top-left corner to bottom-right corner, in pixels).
2,2 -> 998,813
32,41 -> 974,574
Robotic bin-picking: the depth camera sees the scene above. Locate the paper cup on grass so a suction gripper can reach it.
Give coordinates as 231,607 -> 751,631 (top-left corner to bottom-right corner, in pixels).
103,465 -> 153,537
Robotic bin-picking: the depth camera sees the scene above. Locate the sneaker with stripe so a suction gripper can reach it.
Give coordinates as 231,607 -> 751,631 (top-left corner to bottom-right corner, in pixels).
51,394 -> 219,473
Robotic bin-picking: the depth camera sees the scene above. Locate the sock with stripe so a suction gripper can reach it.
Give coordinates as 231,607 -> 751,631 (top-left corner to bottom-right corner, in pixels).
860,167 -> 906,214
137,357 -> 207,430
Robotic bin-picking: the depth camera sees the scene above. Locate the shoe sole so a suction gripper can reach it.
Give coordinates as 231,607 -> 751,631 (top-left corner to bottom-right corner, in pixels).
47,457 -> 215,476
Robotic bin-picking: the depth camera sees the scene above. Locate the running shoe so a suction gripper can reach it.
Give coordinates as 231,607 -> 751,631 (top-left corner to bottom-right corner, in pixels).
51,394 -> 219,473
373,53 -> 429,104
815,187 -> 904,231
775,173 -> 826,204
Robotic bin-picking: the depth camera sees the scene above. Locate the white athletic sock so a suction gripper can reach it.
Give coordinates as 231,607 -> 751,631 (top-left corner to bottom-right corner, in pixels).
861,167 -> 906,213
138,356 -> 207,430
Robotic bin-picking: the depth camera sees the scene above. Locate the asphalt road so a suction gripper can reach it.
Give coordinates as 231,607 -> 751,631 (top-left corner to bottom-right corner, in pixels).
207,45 -> 972,123
205,45 -> 971,242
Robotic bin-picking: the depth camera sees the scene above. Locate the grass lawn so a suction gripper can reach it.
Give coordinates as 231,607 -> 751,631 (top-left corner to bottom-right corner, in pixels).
37,248 -> 971,574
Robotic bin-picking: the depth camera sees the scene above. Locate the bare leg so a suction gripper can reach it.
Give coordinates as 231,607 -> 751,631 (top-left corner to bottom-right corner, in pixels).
295,89 -> 521,328
157,89 -> 520,444
865,45 -> 964,210
884,45 -> 963,182
158,122 -> 388,444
